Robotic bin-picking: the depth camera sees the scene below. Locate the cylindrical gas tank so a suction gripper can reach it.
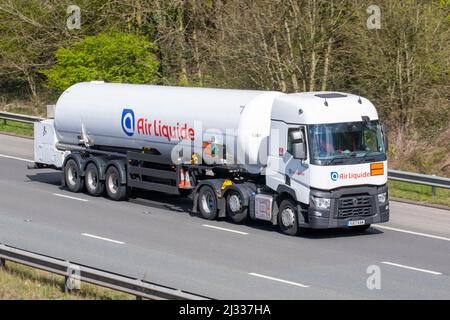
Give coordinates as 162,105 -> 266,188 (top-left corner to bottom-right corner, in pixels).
54,82 -> 282,172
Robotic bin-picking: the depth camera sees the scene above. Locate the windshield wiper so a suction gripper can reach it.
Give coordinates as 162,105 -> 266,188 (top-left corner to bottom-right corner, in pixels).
350,151 -> 369,157
327,156 -> 347,165
358,151 -> 383,163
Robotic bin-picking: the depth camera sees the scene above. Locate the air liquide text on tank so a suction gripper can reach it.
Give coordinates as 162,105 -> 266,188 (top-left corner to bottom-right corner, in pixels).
34,81 -> 389,236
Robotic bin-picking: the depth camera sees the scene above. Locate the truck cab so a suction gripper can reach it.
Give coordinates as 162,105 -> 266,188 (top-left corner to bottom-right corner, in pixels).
266,92 -> 389,234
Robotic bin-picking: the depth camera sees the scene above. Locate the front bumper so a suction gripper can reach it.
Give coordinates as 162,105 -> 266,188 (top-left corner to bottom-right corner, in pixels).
302,185 -> 390,229
307,206 -> 389,229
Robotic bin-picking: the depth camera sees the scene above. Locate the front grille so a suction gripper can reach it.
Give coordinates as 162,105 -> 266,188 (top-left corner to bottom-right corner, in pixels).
338,195 -> 374,218
339,206 -> 372,217
339,196 -> 371,208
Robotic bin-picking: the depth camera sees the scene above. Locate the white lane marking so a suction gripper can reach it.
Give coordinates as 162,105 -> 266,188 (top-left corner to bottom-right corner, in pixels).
202,224 -> 248,235
375,225 -> 450,242
0,153 -> 34,163
81,233 -> 125,245
249,272 -> 310,288
381,261 -> 442,275
53,193 -> 88,202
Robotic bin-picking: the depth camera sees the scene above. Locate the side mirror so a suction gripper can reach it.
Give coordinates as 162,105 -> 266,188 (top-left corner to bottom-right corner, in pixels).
381,123 -> 389,153
290,129 -> 307,160
293,141 -> 307,160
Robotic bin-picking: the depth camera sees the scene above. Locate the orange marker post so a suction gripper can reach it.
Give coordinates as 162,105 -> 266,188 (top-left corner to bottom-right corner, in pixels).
179,168 -> 185,188
185,170 -> 192,188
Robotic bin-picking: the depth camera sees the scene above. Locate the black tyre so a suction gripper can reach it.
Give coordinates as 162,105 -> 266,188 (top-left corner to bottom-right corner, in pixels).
278,199 -> 299,236
105,165 -> 127,201
197,186 -> 218,220
64,159 -> 84,193
350,224 -> 371,232
85,162 -> 105,197
226,190 -> 248,223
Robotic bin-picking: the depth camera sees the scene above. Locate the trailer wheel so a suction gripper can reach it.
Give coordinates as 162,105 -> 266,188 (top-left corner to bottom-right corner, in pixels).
278,199 -> 299,236
105,166 -> 127,201
198,186 -> 218,220
226,190 -> 248,223
85,163 -> 104,197
64,159 -> 84,193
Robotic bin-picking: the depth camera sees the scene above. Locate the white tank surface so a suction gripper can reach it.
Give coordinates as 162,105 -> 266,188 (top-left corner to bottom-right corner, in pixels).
54,82 -> 282,171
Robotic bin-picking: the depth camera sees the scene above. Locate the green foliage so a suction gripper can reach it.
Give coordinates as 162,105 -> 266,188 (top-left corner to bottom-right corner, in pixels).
0,262 -> 133,299
389,180 -> 450,207
41,32 -> 160,93
0,120 -> 34,137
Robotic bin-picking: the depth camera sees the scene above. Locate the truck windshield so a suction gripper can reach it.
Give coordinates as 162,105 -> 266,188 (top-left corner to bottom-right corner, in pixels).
308,120 -> 385,165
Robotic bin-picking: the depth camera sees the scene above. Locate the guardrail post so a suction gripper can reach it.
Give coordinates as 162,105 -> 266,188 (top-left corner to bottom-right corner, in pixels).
64,264 -> 81,294
0,258 -> 6,269
431,175 -> 437,196
64,276 -> 72,294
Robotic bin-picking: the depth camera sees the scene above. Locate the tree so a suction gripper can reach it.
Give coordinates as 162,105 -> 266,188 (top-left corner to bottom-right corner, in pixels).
41,32 -> 160,93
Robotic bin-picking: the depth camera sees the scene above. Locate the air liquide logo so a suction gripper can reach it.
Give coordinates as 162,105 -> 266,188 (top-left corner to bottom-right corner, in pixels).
121,109 -> 135,137
330,172 -> 339,181
120,108 -> 195,141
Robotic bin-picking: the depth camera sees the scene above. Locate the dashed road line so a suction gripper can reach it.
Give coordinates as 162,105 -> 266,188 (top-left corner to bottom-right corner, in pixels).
249,272 -> 310,288
375,225 -> 450,242
0,153 -> 34,163
381,261 -> 442,275
81,233 -> 125,245
53,193 -> 88,202
202,224 -> 248,235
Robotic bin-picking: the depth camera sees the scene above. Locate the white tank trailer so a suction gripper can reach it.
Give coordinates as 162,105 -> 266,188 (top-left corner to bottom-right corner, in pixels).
53,82 -> 281,173
33,82 -> 390,235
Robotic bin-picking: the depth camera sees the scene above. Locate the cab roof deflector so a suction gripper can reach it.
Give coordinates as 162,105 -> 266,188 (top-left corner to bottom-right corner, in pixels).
314,93 -> 347,99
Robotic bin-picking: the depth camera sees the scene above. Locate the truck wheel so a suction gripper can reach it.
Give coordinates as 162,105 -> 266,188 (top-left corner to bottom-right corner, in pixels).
85,163 -> 104,197
350,224 -> 371,232
226,190 -> 248,223
278,199 -> 299,236
198,186 -> 218,220
105,166 -> 127,201
64,159 -> 84,193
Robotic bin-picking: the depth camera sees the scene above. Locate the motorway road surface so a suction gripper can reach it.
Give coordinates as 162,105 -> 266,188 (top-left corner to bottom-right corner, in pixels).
0,133 -> 449,299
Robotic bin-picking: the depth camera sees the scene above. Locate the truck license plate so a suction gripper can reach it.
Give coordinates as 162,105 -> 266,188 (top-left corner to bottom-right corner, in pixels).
348,219 -> 365,227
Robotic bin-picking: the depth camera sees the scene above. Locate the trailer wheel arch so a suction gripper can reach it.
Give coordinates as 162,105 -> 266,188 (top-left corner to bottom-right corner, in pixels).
105,159 -> 127,185
63,153 -> 86,176
84,157 -> 108,181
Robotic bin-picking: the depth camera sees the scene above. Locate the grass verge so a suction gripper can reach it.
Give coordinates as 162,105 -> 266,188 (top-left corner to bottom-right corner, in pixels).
388,180 -> 450,208
0,261 -> 133,300
0,120 -> 34,137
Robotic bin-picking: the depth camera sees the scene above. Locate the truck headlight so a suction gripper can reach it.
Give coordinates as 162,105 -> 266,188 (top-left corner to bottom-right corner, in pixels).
311,196 -> 331,209
377,192 -> 387,204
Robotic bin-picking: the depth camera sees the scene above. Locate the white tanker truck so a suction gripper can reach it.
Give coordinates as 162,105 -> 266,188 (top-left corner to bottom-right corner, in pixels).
33,82 -> 389,235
